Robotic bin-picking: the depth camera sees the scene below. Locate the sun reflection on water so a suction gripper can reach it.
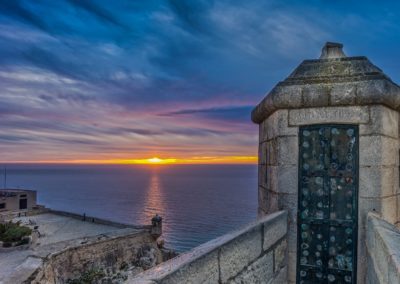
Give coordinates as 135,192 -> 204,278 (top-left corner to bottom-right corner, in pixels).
142,170 -> 167,229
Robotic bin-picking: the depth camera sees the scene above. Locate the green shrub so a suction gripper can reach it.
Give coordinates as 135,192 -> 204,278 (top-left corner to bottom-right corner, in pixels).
0,221 -> 32,243
67,269 -> 105,284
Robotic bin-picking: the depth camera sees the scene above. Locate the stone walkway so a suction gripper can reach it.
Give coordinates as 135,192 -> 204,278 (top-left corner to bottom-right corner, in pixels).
13,213 -> 126,246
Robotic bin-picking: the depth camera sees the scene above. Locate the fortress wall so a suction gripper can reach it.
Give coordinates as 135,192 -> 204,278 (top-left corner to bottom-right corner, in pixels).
131,211 -> 288,284
8,229 -> 160,284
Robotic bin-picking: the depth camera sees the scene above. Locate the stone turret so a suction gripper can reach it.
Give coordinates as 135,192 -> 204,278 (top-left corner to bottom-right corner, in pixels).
252,42 -> 400,283
151,214 -> 162,239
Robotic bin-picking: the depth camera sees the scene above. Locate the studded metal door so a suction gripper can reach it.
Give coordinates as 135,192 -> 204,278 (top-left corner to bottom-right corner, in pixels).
297,125 -> 358,284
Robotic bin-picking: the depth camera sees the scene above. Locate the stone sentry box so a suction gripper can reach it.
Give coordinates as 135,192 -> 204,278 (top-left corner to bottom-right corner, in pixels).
252,42 -> 400,283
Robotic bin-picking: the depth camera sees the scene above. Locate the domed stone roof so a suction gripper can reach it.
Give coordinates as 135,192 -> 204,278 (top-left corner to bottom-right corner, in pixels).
251,42 -> 400,124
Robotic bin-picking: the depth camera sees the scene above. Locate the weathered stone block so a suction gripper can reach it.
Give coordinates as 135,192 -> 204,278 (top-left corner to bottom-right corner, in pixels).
374,231 -> 390,283
381,196 -> 398,224
269,166 -> 298,194
359,166 -> 396,198
360,105 -> 399,138
263,211 -> 287,250
358,227 -> 368,284
359,197 -> 382,229
366,255 -> 380,284
366,213 -> 400,284
366,214 -> 378,254
398,195 -> 400,224
288,106 -> 369,126
260,122 -> 267,143
259,142 -> 267,165
271,85 -> 303,110
160,251 -> 219,284
265,110 -> 297,141
269,266 -> 288,284
258,206 -> 268,218
330,82 -> 357,105
356,79 -> 400,110
258,186 -> 268,215
285,219 -> 297,253
277,194 -> 297,224
228,252 -> 274,284
359,135 -> 399,167
265,190 -> 279,213
259,164 -> 267,189
388,254 -> 400,284
287,251 -> 296,283
219,226 -> 262,282
266,139 -> 277,166
302,84 -> 330,107
276,136 -> 298,166
266,166 -> 273,190
274,239 -> 287,272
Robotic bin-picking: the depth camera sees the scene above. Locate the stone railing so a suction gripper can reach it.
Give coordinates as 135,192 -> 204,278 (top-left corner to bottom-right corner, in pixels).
131,210 -> 288,284
366,212 -> 400,283
48,209 -> 151,230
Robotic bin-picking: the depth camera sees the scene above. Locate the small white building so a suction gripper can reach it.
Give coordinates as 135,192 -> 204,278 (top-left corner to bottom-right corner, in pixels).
0,189 -> 37,212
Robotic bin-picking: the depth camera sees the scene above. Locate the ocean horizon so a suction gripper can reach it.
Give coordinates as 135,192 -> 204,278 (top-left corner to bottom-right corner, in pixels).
3,164 -> 257,252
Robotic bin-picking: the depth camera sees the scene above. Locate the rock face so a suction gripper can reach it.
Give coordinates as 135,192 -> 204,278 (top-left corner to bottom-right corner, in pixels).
137,244 -> 162,270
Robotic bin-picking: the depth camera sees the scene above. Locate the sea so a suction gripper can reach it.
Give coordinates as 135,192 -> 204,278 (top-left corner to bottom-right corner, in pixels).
3,164 -> 257,252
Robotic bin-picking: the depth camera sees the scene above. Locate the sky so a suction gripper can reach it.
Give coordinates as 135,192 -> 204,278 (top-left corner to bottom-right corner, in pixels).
0,1 -> 400,164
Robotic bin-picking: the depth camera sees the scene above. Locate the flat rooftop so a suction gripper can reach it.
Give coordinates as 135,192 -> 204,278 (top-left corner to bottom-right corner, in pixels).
0,188 -> 36,193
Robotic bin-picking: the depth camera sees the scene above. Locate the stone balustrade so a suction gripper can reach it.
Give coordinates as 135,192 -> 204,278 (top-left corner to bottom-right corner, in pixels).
131,211 -> 288,284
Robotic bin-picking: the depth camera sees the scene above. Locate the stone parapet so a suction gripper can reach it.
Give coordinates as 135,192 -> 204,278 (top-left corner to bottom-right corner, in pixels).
131,211 -> 288,284
366,212 -> 400,283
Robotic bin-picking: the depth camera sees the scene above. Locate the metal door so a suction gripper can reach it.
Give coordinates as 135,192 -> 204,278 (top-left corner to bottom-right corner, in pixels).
297,125 -> 358,283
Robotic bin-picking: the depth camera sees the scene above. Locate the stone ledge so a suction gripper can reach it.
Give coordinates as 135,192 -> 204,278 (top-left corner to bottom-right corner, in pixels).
252,73 -> 400,124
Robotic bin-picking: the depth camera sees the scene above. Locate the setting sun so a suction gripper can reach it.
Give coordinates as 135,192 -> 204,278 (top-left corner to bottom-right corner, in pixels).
128,157 -> 178,164
147,157 -> 163,163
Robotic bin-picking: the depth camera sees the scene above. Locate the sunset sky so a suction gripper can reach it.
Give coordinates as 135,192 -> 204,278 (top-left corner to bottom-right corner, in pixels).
1,1 -> 400,164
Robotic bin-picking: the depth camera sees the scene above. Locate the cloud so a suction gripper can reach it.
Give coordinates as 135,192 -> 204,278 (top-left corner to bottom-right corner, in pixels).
65,0 -> 128,30
1,0 -> 400,161
160,105 -> 253,122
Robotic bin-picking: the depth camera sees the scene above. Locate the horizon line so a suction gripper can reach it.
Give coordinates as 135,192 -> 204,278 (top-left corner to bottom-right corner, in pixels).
0,156 -> 258,165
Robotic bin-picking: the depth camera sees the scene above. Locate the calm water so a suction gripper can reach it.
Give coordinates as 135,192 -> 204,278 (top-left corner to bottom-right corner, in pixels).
4,164 -> 257,252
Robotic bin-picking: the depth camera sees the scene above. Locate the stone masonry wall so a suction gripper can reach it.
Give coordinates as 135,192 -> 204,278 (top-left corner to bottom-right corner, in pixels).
366,212 -> 400,283
131,211 -> 288,284
26,230 -> 162,283
258,105 -> 400,283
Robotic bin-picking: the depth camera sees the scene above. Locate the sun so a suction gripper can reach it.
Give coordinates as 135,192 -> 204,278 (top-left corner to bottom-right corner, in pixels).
147,157 -> 163,163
